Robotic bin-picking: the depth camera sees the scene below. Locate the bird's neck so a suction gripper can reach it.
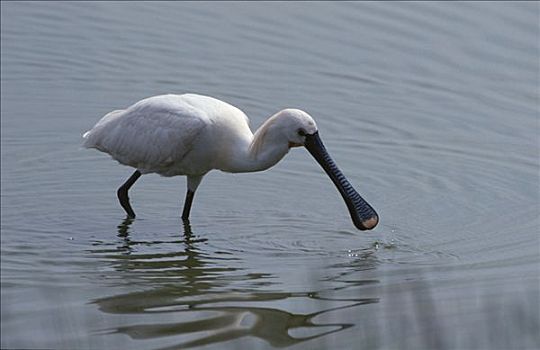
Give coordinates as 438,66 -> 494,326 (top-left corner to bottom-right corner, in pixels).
220,116 -> 290,173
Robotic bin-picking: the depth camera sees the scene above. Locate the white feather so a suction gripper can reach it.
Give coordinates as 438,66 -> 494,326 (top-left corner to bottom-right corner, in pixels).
84,94 -> 249,176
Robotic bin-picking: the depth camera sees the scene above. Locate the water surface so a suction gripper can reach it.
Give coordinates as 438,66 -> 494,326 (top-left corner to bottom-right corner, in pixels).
1,2 -> 539,349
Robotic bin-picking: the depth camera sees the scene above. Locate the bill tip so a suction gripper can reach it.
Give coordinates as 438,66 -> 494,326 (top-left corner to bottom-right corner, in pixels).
359,216 -> 378,230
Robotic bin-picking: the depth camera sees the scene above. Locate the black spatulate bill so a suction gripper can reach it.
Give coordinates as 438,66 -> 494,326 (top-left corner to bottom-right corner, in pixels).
304,132 -> 378,230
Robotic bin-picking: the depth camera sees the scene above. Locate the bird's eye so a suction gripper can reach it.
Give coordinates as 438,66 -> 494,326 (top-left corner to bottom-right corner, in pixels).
297,129 -> 306,137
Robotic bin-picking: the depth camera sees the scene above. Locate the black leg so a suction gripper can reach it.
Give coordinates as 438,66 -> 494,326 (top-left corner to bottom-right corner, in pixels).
181,189 -> 195,221
117,170 -> 142,218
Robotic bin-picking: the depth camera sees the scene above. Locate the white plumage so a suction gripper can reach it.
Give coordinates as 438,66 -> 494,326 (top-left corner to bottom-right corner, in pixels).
83,93 -> 378,230
84,94 -> 249,176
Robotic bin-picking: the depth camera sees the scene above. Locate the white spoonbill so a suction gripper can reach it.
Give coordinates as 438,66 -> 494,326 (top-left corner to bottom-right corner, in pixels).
82,94 -> 378,230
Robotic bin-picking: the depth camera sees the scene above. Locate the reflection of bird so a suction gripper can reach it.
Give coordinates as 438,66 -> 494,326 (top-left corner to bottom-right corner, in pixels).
96,286 -> 377,349
83,94 -> 378,230
91,220 -> 379,348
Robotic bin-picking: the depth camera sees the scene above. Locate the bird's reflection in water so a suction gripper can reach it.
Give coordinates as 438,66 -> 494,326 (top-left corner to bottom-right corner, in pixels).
115,217 -> 134,254
91,219 -> 378,349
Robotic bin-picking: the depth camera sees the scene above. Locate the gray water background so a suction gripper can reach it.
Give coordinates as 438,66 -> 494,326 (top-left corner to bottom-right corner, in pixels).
1,2 -> 539,349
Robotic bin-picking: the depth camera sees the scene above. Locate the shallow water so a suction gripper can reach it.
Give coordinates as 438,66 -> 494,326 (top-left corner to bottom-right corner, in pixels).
1,2 -> 539,349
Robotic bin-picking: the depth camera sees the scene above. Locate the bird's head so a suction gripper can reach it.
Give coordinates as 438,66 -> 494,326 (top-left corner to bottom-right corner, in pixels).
272,108 -> 379,231
273,109 -> 318,148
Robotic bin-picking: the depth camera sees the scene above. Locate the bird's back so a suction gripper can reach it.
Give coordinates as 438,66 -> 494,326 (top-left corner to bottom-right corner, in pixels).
83,94 -> 251,176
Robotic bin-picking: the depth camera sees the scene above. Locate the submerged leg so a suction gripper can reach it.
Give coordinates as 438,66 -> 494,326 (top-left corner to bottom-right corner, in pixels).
117,170 -> 142,218
181,175 -> 203,221
181,190 -> 195,221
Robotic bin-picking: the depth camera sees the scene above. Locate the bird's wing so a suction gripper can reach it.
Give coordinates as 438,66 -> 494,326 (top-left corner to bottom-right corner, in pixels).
84,100 -> 209,171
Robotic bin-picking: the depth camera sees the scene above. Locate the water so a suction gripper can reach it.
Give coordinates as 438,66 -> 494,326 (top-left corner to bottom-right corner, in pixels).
1,2 -> 539,349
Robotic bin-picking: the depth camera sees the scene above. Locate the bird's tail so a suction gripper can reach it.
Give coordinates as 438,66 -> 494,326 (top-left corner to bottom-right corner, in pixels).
82,109 -> 125,148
